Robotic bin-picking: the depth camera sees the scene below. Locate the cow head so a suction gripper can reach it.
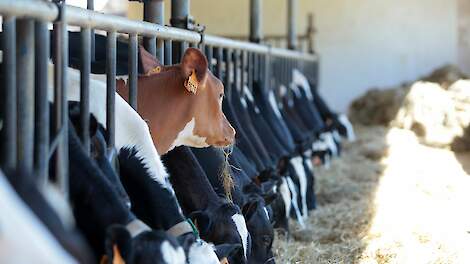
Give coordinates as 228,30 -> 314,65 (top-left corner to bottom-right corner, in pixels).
118,47 -> 235,154
188,203 -> 250,264
104,225 -> 186,264
242,196 -> 275,264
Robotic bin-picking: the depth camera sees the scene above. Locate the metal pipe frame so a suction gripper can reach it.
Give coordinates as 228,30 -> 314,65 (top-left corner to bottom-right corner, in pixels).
52,2 -> 69,197
106,31 -> 116,150
80,27 -> 91,155
287,0 -> 298,50
250,0 -> 262,43
1,17 -> 17,171
0,0 -> 317,62
16,18 -> 35,175
128,33 -> 138,110
35,20 -> 50,185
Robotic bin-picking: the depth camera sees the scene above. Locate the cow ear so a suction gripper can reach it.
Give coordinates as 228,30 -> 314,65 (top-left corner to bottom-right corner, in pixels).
105,225 -> 132,264
139,45 -> 163,75
181,48 -> 208,94
188,210 -> 212,237
262,192 -> 278,206
214,243 -> 243,262
242,200 -> 259,219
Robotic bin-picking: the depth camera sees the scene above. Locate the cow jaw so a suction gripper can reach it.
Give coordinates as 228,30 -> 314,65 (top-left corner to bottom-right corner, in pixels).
169,118 -> 209,151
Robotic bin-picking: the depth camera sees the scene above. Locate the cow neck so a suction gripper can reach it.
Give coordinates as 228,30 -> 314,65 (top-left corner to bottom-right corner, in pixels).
135,66 -> 194,155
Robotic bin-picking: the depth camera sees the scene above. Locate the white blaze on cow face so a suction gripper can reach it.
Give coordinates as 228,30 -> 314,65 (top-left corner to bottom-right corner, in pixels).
0,174 -> 78,264
290,157 -> 309,220
320,132 -> 338,157
47,63 -> 170,186
286,176 -> 305,229
169,118 -> 209,151
263,207 -> 270,221
292,69 -> 314,101
161,241 -> 186,264
187,240 -> 219,264
338,114 -> 356,142
231,213 -> 249,259
279,177 -> 292,220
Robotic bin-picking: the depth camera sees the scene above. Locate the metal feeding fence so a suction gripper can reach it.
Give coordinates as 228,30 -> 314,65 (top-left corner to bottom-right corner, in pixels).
0,0 -> 318,197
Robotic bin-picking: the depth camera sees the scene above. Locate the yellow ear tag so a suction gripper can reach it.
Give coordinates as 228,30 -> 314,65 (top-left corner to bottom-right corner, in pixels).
113,244 -> 126,264
184,69 -> 199,94
147,66 -> 161,75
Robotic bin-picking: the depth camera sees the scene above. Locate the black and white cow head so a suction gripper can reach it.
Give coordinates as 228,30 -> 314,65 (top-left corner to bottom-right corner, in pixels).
105,225 -> 186,264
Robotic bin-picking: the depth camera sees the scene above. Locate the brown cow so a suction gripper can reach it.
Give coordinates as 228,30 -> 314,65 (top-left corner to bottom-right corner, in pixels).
117,47 -> 235,155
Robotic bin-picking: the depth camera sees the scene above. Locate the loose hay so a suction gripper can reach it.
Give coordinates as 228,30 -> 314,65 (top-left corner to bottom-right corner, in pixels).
273,125 -> 470,263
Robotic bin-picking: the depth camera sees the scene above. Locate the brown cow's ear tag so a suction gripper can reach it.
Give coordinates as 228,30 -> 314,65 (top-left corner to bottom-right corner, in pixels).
184,69 -> 199,94
112,244 -> 126,264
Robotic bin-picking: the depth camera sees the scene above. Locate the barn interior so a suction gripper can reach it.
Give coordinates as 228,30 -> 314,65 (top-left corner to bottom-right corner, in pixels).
1,0 -> 470,263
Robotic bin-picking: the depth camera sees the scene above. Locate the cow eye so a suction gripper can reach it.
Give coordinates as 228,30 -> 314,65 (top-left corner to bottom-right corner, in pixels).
219,93 -> 224,99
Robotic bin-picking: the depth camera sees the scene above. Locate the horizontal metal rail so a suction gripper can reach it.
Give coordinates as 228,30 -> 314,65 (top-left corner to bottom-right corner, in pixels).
0,0 -> 317,61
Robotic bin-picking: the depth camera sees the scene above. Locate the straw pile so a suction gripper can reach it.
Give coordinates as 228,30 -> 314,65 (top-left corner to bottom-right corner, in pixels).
273,124 -> 470,263
349,65 -> 470,151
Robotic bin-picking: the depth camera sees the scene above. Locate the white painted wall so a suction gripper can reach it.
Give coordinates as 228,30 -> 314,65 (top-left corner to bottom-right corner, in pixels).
128,0 -> 459,112
309,0 -> 458,112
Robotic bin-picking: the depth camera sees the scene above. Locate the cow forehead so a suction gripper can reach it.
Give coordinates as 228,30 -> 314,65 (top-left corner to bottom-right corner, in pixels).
206,71 -> 224,93
231,213 -> 249,259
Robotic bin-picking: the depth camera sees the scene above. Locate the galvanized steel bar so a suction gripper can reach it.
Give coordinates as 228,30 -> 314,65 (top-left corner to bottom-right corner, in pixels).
34,20 -> 50,185
87,0 -> 95,61
129,33 -> 138,110
0,0 -> 317,62
223,48 -> 232,92
16,19 -> 35,175
0,17 -> 17,171
164,39 -> 173,65
106,31 -> 116,149
205,45 -> 213,72
53,2 -> 69,197
171,0 -> 190,62
250,0 -> 262,43
143,0 -> 163,57
80,27 -> 91,155
215,47 -> 223,79
287,0 -> 298,50
241,50 -> 247,90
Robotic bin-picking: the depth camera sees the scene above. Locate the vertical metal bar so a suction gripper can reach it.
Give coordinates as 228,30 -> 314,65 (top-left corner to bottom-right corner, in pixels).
263,54 -> 270,92
164,39 -> 173,65
1,17 -> 17,171
307,13 -> 315,54
35,21 -> 49,185
16,19 -> 35,175
171,0 -> 190,62
241,50 -> 247,91
233,50 -> 241,94
128,33 -> 138,110
144,0 -> 164,57
205,45 -> 213,72
106,31 -> 116,150
287,0 -> 298,50
215,47 -> 223,79
53,3 -> 69,196
247,52 -> 253,91
80,28 -> 91,155
250,0 -> 263,43
87,0 -> 95,61
223,48 -> 232,92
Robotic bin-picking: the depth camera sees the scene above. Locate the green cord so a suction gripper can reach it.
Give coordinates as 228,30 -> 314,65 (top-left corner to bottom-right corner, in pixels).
186,218 -> 200,239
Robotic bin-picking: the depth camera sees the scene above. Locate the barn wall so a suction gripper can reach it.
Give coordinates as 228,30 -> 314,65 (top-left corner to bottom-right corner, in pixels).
458,0 -> 470,75
128,0 -> 458,112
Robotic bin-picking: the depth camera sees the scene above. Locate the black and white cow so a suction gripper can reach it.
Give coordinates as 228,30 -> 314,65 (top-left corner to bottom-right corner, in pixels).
162,146 -> 249,264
